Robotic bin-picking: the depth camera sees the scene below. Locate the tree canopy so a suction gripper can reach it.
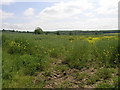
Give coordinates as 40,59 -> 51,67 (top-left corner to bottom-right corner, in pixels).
34,27 -> 43,34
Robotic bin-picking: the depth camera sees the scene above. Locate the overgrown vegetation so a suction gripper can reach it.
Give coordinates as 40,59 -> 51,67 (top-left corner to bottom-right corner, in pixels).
2,32 -> 119,88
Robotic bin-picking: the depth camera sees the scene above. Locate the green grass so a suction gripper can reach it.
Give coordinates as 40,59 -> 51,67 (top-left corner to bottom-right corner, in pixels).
73,72 -> 88,81
86,74 -> 100,85
2,32 -> 119,88
95,68 -> 113,80
96,81 -> 115,88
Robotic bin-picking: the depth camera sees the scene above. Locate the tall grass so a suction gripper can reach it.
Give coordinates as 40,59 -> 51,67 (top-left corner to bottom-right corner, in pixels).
2,32 -> 119,88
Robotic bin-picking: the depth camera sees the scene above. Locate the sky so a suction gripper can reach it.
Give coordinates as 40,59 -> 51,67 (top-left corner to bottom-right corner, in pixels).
0,0 -> 119,31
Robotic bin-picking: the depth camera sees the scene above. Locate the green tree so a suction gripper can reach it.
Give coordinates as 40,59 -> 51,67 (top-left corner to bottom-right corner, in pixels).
34,27 -> 43,34
69,31 -> 73,35
57,31 -> 60,35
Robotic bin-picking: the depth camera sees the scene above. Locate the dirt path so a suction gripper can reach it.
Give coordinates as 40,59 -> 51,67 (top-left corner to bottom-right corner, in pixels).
44,59 -> 80,88
33,58 -> 96,88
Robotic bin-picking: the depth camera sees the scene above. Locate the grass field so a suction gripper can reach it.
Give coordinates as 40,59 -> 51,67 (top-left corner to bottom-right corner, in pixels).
2,32 -> 119,88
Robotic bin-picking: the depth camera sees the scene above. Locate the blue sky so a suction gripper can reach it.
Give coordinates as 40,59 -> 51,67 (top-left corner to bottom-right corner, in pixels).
0,0 -> 119,31
2,2 -> 54,16
2,2 -> 54,23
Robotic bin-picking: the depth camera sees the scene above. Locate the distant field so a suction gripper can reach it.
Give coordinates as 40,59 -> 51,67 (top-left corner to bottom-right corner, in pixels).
2,32 -> 119,88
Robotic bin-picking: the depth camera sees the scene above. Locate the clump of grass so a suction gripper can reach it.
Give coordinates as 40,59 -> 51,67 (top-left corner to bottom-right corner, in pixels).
65,41 -> 90,69
95,68 -> 113,80
55,65 -> 69,73
96,82 -> 114,88
20,55 -> 52,75
32,75 -> 46,87
112,76 -> 119,88
3,74 -> 35,88
73,72 -> 88,81
86,74 -> 100,85
59,81 -> 73,88
43,70 -> 53,77
49,47 -> 60,58
2,72 -> 12,80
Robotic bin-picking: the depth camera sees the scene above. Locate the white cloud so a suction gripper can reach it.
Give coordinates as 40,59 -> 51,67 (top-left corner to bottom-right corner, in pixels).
33,0 -> 118,31
1,0 -> 119,31
24,8 -> 35,16
1,22 -> 35,31
84,12 -> 95,18
32,17 -> 117,31
0,0 -> 15,5
95,0 -> 119,15
1,17 -> 117,31
0,9 -> 14,20
37,0 -> 94,21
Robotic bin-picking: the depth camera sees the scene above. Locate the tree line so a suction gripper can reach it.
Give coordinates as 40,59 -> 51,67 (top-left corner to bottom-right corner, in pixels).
1,27 -> 120,35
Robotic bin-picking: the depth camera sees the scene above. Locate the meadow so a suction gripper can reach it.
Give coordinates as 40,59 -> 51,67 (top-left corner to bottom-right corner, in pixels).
2,32 -> 119,88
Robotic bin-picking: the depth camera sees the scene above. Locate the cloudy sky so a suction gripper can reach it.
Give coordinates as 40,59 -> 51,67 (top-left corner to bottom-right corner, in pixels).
0,0 -> 119,31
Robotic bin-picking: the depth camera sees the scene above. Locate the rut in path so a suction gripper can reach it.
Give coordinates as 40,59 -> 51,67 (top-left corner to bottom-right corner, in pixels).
44,59 -> 79,88
33,59 -> 96,88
